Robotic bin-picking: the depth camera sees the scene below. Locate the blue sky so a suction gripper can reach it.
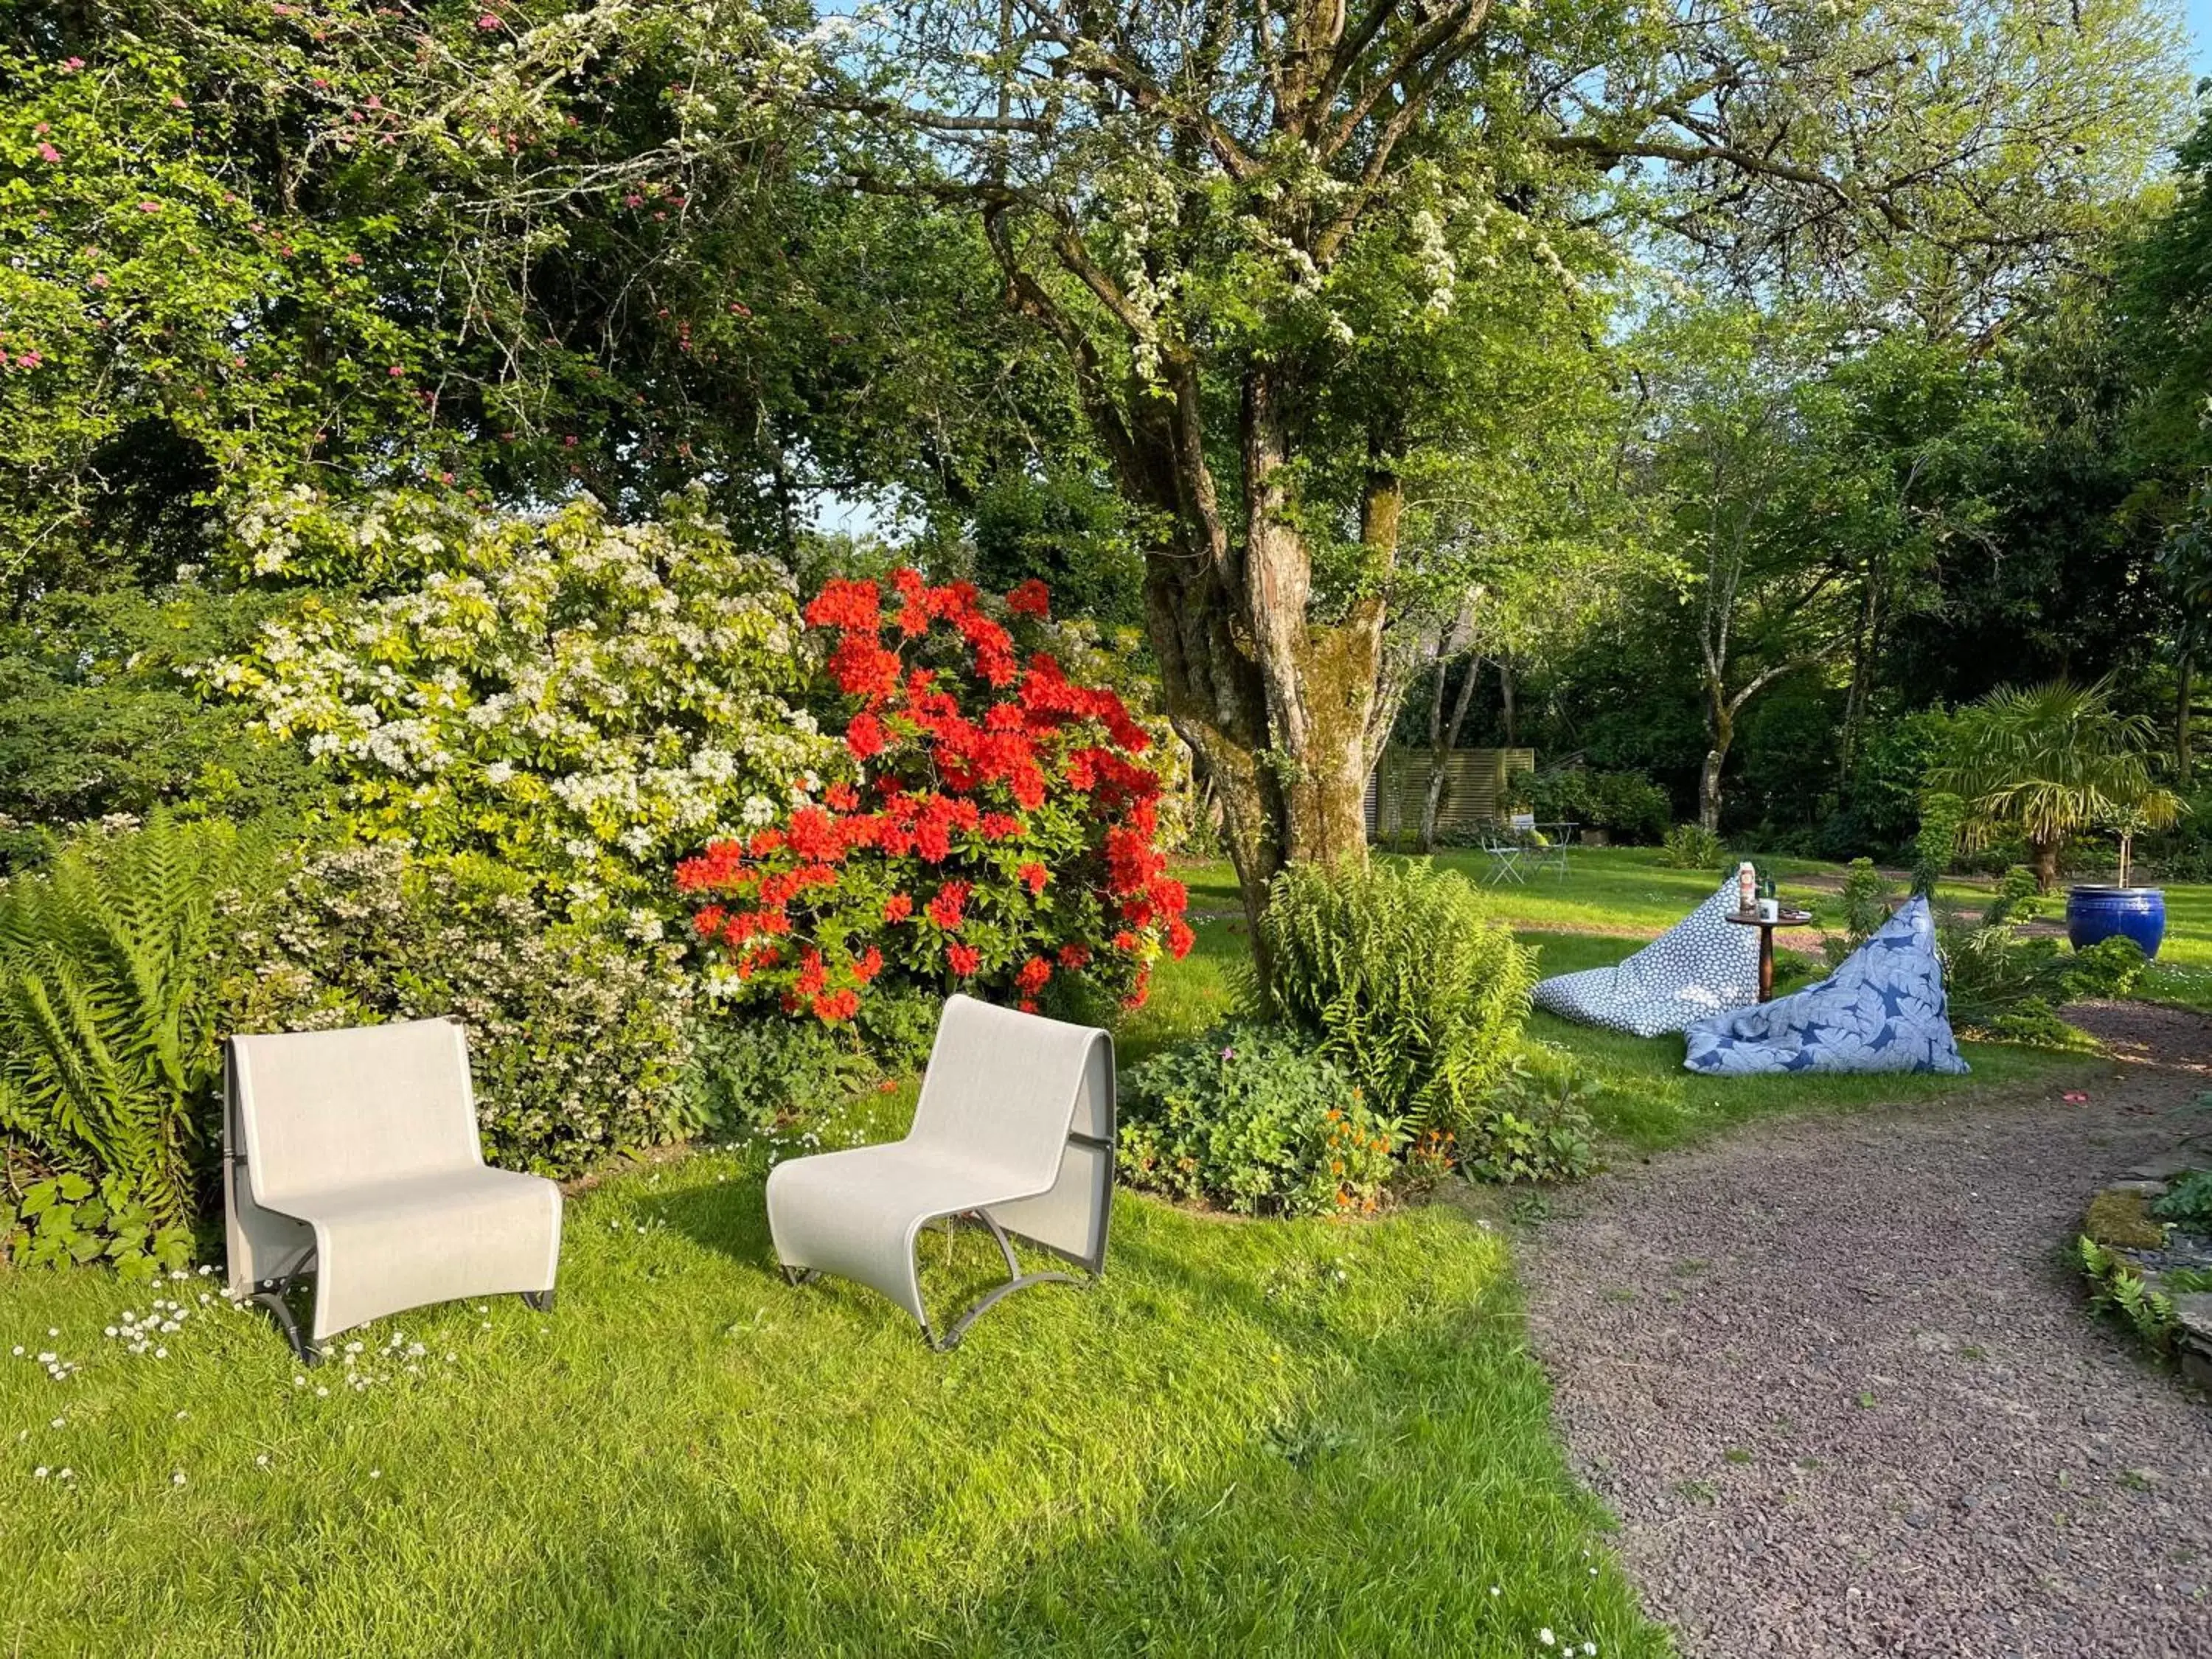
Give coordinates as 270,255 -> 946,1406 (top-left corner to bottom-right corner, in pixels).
2192,0 -> 2212,70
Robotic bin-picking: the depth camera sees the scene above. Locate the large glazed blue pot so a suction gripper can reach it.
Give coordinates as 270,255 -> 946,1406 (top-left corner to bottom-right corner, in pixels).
2065,886 -> 2166,961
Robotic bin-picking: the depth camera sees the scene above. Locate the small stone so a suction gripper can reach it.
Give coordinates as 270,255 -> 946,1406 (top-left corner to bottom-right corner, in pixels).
2126,1155 -> 2207,1183
2105,1179 -> 2171,1198
2182,1350 -> 2212,1391
2173,1295 -> 2212,1344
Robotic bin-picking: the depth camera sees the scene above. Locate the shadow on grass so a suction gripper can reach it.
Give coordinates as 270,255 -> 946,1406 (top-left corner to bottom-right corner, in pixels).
462,1194 -> 1671,1659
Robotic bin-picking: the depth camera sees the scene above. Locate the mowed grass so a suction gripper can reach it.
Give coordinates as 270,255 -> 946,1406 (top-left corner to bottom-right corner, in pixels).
2136,880 -> 2212,1013
0,1116 -> 1668,1658
1,842 -> 2177,1656
1158,846 -> 2117,1155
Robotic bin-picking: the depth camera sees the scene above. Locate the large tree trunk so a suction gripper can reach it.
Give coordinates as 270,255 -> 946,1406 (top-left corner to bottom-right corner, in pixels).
2179,648 -> 2194,783
1121,364 -> 1394,998
1699,695 -> 1732,834
2028,834 -> 2061,893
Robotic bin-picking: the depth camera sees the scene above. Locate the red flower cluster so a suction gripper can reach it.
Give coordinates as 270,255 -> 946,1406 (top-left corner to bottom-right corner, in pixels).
676,571 -> 1191,1023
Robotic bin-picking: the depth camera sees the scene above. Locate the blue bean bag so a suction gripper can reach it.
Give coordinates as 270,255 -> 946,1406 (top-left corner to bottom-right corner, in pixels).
1533,879 -> 1759,1037
1683,896 -> 1968,1077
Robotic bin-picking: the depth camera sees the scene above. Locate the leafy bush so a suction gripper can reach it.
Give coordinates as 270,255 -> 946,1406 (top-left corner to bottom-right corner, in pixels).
1823,858 -> 1897,964
1909,790 -> 1965,894
1253,861 -> 1533,1136
686,989 -> 941,1138
1588,772 -> 1672,844
1938,870 -> 2146,1035
1824,859 -> 2145,1043
1117,1023 -> 1403,1217
0,586 -> 329,872
0,815 -> 275,1276
1459,1044 -> 1599,1184
677,570 -> 1189,1022
1514,767 -> 1669,843
1659,822 -> 1725,870
221,846 -> 695,1178
209,488 -> 835,914
2152,1170 -> 2212,1231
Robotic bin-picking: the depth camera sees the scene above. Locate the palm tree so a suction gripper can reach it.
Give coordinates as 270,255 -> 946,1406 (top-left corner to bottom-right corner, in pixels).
1925,679 -> 2185,891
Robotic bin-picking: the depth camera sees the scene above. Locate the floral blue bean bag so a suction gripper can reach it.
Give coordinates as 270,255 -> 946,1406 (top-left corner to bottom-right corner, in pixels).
1683,896 -> 1969,1077
1533,879 -> 1759,1037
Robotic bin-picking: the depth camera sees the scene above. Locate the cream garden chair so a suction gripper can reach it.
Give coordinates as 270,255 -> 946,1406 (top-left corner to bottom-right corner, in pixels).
766,994 -> 1114,1351
224,1018 -> 562,1364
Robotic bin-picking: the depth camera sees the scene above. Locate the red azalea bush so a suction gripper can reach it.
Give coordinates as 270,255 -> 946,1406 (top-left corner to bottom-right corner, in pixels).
675,569 -> 1192,1023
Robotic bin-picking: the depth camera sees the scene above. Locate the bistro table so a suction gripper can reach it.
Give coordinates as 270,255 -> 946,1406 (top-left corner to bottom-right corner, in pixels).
1723,905 -> 1815,1001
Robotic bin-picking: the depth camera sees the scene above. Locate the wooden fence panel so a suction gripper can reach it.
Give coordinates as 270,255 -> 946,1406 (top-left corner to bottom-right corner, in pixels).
1363,748 -> 1536,842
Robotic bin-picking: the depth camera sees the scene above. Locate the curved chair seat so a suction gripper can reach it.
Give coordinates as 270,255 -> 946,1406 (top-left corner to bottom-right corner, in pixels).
767,995 -> 1113,1350
225,1019 -> 562,1361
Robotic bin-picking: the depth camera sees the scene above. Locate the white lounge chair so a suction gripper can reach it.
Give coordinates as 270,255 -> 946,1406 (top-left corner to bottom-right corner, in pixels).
767,994 -> 1114,1351
224,1018 -> 562,1364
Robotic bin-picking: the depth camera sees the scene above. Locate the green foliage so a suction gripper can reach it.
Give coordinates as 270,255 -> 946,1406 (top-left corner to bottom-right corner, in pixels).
686,991 -> 939,1140
2152,1170 -> 2212,1232
1658,822 -> 1725,871
220,846 -> 696,1179
1827,858 -> 1896,961
1253,861 -> 1532,1138
1118,1023 -> 1403,1217
2076,1235 -> 2178,1349
1910,790 -> 1966,895
1926,678 -> 2185,880
210,489 -> 832,914
0,815 -> 272,1274
1933,869 -> 2146,1042
0,585 -> 328,870
1459,1046 -> 1598,1186
1517,767 -> 1670,844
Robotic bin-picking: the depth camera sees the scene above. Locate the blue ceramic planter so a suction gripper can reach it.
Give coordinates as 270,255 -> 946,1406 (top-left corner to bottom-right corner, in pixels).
2065,886 -> 2166,961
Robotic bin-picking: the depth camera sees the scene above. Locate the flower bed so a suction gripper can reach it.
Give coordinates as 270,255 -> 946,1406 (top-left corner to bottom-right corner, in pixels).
677,571 -> 1192,1022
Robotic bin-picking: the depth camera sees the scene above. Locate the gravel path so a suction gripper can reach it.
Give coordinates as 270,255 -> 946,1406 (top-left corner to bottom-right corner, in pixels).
1523,1001 -> 2212,1659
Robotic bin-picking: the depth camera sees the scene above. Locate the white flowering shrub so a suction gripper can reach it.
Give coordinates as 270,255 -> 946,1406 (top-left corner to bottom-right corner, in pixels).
220,846 -> 698,1178
206,488 -> 835,910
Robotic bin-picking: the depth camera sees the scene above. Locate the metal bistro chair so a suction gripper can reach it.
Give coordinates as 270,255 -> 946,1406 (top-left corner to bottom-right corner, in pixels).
1478,817 -> 1527,885
1512,813 -> 1571,881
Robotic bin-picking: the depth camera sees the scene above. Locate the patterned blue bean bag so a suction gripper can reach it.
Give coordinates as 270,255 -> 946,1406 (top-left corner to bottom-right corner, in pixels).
1683,896 -> 1969,1077
1533,879 -> 1759,1037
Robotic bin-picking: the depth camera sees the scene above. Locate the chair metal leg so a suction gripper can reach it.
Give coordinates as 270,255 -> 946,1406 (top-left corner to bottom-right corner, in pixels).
923,1209 -> 1091,1352
251,1282 -> 320,1367
521,1289 -> 557,1313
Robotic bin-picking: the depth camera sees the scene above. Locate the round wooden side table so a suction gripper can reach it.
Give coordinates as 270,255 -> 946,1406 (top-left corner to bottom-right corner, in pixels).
1723,906 -> 1815,1001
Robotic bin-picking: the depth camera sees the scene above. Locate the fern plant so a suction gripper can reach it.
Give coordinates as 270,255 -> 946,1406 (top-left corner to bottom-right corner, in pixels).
1250,861 -> 1534,1136
0,815 -> 274,1275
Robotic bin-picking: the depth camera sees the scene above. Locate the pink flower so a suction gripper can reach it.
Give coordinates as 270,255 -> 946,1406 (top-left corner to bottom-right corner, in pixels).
35,143 -> 60,164
136,201 -> 161,213
477,13 -> 501,29
387,365 -> 405,377
61,57 -> 86,72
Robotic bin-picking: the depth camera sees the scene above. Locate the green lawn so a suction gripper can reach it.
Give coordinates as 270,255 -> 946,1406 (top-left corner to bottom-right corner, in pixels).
1155,846 -> 2111,1155
0,1130 -> 1663,1657
0,842 -> 2180,1656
